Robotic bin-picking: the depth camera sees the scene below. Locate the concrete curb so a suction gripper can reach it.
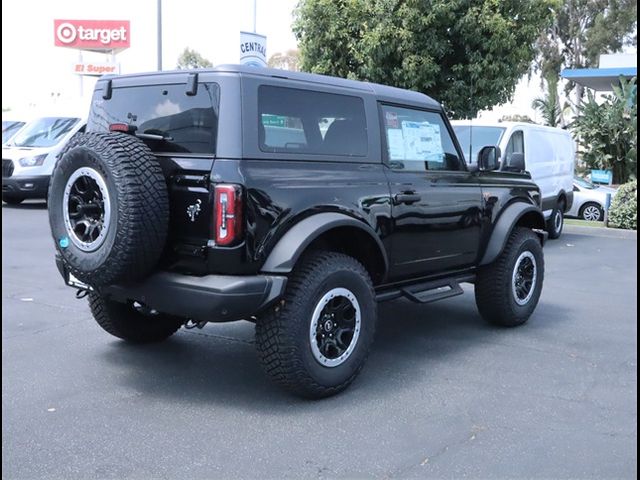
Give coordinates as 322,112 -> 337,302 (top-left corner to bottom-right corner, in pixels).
564,224 -> 637,239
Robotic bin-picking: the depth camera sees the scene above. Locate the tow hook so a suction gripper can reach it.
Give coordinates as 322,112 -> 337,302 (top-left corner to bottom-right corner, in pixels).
184,319 -> 207,329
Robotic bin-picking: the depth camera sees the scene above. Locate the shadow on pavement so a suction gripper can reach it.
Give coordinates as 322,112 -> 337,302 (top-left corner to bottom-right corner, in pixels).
2,200 -> 47,210
99,294 -> 571,412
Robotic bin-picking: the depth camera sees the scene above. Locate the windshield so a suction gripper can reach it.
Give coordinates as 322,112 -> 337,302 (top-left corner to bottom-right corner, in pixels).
2,121 -> 25,144
574,176 -> 597,189
12,117 -> 79,148
452,125 -> 506,163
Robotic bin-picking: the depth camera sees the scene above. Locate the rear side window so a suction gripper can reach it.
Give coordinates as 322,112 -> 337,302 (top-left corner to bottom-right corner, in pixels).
88,83 -> 219,154
258,86 -> 367,157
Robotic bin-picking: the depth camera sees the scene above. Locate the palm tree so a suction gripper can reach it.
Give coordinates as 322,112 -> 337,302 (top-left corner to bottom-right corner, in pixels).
532,76 -> 568,127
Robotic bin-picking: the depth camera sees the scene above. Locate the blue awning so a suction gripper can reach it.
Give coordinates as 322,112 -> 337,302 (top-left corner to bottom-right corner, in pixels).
561,67 -> 637,91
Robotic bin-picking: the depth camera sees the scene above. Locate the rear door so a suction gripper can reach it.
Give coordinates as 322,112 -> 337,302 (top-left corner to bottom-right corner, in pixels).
381,104 -> 483,280
87,79 -> 221,259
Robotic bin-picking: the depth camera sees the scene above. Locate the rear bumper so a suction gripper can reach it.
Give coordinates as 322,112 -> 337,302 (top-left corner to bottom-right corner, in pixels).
2,175 -> 50,199
55,256 -> 287,322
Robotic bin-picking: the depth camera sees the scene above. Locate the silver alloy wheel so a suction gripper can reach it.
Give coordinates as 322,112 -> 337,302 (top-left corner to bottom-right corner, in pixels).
62,167 -> 111,252
582,205 -> 602,221
309,287 -> 361,367
512,251 -> 537,306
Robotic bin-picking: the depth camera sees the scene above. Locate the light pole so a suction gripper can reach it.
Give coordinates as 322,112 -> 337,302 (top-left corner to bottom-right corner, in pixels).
157,0 -> 163,70
253,0 -> 257,33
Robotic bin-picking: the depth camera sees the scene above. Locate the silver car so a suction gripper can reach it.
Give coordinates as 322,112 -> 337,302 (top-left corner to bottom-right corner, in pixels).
566,176 -> 617,222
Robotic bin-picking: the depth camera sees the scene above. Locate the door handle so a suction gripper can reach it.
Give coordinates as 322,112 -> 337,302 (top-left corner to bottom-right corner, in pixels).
394,192 -> 421,205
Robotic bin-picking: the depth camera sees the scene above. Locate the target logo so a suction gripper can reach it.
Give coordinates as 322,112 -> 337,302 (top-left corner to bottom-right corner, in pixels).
56,22 -> 77,44
54,20 -> 130,50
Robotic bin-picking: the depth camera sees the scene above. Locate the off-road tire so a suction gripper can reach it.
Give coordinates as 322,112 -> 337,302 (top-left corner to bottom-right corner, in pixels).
475,227 -> 544,327
255,251 -> 377,398
48,132 -> 169,287
88,292 -> 183,343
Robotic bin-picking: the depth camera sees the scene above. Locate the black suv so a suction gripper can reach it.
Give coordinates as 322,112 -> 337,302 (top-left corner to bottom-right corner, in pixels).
48,65 -> 547,398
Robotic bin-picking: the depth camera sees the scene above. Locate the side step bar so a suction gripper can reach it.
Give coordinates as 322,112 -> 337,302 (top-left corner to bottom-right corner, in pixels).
375,274 -> 475,304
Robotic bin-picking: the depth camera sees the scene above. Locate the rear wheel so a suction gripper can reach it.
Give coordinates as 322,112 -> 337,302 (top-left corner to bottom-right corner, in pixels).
475,227 -> 544,327
88,292 -> 184,343
255,251 -> 376,398
546,201 -> 564,239
579,202 -> 603,222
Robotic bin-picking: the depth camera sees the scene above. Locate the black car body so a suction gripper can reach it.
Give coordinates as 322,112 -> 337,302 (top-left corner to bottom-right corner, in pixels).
49,65 -> 548,397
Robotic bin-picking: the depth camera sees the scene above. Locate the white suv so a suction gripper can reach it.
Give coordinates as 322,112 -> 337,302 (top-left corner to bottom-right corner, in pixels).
2,116 -> 85,204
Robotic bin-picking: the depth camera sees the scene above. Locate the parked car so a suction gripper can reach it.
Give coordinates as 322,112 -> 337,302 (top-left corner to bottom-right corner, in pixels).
566,176 -> 617,221
48,65 -> 548,398
452,121 -> 574,239
2,116 -> 85,204
2,119 -> 26,145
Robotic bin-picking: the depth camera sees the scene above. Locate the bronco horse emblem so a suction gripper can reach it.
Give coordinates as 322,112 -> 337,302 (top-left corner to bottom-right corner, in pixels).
186,199 -> 202,222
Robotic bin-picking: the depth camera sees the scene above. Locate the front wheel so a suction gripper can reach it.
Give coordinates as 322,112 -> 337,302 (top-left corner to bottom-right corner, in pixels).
475,227 -> 544,327
546,202 -> 564,239
255,251 -> 377,398
580,202 -> 603,222
88,292 -> 184,343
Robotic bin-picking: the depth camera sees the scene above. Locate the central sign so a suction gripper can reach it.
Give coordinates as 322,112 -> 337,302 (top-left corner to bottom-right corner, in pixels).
54,19 -> 130,52
239,31 -> 267,67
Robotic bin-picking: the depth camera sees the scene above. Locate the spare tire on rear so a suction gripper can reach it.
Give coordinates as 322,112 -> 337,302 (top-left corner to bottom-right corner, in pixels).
48,132 -> 169,287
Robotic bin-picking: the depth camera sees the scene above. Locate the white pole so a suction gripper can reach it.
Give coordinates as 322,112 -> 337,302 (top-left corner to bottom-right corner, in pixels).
253,0 -> 257,33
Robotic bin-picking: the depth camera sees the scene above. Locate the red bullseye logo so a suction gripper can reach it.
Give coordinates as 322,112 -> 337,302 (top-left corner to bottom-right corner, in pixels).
56,22 -> 77,44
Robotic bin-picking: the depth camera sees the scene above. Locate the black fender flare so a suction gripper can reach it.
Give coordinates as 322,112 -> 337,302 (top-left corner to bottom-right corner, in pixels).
261,212 -> 389,275
480,203 -> 546,266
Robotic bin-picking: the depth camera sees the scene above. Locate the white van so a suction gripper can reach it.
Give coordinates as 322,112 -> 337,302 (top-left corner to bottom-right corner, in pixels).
2,116 -> 85,204
451,121 -> 575,238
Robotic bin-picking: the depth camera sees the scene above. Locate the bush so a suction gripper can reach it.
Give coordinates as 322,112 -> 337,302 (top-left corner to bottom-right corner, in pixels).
608,180 -> 637,230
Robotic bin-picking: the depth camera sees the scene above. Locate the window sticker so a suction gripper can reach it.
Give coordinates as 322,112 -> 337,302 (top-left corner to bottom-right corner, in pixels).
401,121 -> 444,162
386,128 -> 405,160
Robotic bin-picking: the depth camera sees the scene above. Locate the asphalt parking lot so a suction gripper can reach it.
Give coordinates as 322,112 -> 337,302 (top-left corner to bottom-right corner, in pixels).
2,201 -> 637,480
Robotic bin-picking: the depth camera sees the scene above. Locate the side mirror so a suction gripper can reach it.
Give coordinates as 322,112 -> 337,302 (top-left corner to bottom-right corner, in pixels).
509,152 -> 525,171
478,146 -> 501,171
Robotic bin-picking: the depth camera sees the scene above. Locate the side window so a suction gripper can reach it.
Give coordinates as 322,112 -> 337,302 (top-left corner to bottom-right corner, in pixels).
505,130 -> 524,165
258,86 -> 368,157
381,105 -> 462,172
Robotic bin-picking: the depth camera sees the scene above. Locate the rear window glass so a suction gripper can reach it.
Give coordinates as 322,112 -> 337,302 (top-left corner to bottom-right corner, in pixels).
258,86 -> 367,157
88,83 -> 219,154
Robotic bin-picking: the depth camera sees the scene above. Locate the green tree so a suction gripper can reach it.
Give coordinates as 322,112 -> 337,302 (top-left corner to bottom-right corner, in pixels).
571,76 -> 637,183
535,0 -> 637,103
176,47 -> 213,69
293,0 -> 557,119
268,49 -> 301,71
532,75 -> 569,126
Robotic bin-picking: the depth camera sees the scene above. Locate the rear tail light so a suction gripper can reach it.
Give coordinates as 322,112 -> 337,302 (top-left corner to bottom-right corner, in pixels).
214,184 -> 243,246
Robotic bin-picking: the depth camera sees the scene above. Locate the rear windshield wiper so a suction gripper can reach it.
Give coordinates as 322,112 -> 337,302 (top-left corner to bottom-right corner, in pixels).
135,129 -> 174,142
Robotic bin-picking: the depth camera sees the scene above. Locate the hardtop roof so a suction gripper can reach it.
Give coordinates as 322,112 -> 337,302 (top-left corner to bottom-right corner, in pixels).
96,64 -> 441,109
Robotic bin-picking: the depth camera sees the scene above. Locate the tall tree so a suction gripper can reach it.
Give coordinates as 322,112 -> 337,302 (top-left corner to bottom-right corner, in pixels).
535,0 -> 637,103
176,48 -> 213,70
293,0 -> 556,119
532,75 -> 569,126
268,49 -> 301,71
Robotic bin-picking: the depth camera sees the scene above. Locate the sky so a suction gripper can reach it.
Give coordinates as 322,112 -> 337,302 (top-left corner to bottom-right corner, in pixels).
1,0 -> 543,121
